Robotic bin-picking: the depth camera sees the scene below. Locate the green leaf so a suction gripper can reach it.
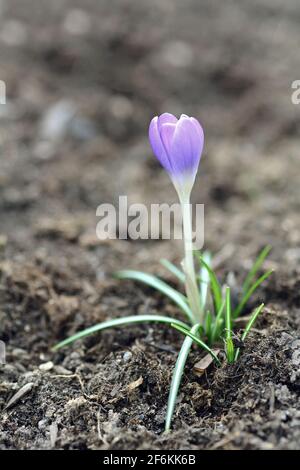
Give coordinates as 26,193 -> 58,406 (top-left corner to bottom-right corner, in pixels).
225,338 -> 235,364
205,311 -> 213,344
211,297 -> 226,343
234,303 -> 264,361
171,324 -> 221,365
196,255 -> 222,313
199,251 -> 211,309
160,259 -> 185,283
241,303 -> 265,341
52,315 -> 189,351
233,269 -> 273,318
165,323 -> 200,432
225,286 -> 232,338
115,270 -> 194,324
243,245 -> 272,293
225,286 -> 234,363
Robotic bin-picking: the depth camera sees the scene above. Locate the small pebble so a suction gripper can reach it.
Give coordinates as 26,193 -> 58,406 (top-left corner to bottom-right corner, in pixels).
63,9 -> 91,36
38,419 -> 48,430
53,365 -> 72,375
39,361 -> 54,372
110,95 -> 133,120
0,20 -> 27,46
123,351 -> 132,362
159,41 -> 194,68
33,140 -> 56,161
40,100 -> 76,141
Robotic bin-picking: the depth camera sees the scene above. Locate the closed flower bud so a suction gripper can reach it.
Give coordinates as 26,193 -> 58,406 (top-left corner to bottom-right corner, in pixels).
149,112 -> 204,195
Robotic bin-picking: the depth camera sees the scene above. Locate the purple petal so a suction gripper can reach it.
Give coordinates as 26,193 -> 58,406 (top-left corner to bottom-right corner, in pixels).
149,116 -> 173,173
157,113 -> 178,132
171,115 -> 204,177
159,122 -> 176,158
190,117 -> 204,142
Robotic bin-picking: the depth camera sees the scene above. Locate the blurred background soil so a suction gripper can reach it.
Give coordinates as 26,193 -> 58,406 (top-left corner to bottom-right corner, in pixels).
0,0 -> 300,449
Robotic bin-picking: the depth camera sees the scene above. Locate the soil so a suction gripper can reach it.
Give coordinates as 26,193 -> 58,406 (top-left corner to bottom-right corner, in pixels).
1,0 -> 300,450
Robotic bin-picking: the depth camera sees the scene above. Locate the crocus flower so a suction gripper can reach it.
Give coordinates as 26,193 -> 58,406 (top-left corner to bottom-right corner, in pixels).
149,113 -> 204,195
149,113 -> 205,322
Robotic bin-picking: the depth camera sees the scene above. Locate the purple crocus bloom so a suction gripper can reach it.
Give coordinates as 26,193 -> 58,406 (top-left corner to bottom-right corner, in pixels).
149,113 -> 204,192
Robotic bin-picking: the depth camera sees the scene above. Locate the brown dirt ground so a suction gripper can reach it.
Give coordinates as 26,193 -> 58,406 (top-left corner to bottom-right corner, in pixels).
0,0 -> 300,450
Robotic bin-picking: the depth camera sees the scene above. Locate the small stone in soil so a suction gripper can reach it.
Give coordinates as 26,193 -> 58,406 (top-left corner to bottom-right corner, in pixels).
123,351 -> 132,362
39,361 -> 54,372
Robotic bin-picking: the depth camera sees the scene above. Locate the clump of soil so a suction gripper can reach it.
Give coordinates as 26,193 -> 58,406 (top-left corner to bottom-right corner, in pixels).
1,0 -> 300,450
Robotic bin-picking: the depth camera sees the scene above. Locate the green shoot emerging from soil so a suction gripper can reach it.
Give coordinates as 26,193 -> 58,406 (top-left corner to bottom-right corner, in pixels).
53,113 -> 273,431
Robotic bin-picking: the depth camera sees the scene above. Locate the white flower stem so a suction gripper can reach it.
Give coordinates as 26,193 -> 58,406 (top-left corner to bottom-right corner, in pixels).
179,192 -> 203,324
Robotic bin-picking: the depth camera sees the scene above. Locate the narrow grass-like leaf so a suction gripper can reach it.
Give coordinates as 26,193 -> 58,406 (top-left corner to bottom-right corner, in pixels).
243,245 -> 272,293
196,255 -> 222,313
200,251 -> 211,309
53,315 -> 189,351
233,269 -> 273,318
225,286 -> 234,363
205,311 -> 212,344
241,303 -> 265,341
115,270 -> 194,324
234,303 -> 264,361
160,259 -> 185,283
225,286 -> 232,336
165,323 -> 200,432
211,297 -> 226,343
171,324 -> 221,365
